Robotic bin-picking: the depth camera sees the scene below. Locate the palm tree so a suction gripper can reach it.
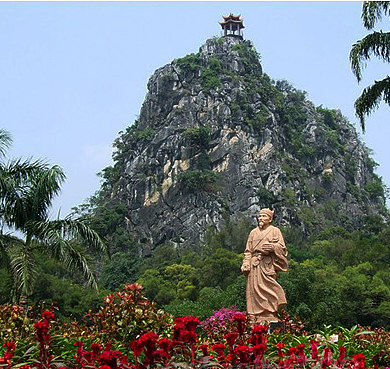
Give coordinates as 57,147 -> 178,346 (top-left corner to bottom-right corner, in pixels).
0,129 -> 108,301
350,1 -> 390,132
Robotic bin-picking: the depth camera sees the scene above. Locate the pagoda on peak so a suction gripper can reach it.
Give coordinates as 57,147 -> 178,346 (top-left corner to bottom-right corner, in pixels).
219,14 -> 245,39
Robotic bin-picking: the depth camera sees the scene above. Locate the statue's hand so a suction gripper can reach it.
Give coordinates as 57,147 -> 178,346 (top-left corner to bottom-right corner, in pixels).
241,264 -> 250,274
261,243 -> 274,255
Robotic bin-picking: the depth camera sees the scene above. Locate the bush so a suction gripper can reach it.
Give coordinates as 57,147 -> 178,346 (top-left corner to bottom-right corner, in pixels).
178,170 -> 219,192
184,125 -> 212,148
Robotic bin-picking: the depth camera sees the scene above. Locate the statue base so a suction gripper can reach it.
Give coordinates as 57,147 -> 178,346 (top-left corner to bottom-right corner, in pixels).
249,313 -> 278,326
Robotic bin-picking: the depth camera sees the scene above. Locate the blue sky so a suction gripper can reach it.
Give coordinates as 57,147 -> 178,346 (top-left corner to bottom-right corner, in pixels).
1,1 -> 389,218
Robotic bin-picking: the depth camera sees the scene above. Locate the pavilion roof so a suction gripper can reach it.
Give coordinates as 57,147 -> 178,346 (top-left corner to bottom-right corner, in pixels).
219,14 -> 245,28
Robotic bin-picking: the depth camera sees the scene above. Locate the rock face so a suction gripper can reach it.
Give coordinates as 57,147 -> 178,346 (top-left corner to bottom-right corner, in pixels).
106,36 -> 387,250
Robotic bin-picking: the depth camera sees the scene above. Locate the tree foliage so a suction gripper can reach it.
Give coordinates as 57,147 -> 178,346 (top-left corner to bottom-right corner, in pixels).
0,129 -> 108,302
350,1 -> 390,131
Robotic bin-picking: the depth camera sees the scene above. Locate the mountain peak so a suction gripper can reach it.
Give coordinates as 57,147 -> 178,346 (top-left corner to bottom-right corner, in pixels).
101,36 -> 387,250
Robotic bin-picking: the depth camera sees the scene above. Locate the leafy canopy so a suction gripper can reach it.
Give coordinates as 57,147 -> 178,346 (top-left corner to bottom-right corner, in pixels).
0,129 -> 108,301
350,1 -> 390,131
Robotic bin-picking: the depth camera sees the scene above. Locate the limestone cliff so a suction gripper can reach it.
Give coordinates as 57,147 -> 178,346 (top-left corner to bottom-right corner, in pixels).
104,36 -> 387,250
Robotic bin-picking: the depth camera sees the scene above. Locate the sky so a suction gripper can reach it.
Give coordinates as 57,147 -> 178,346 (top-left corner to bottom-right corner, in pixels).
1,1 -> 389,219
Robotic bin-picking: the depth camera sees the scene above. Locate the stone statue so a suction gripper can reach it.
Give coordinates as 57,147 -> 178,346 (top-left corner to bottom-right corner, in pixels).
241,208 -> 288,324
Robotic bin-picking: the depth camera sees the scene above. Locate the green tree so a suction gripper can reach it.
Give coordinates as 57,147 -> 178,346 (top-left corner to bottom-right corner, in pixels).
350,1 -> 390,131
0,129 -> 108,301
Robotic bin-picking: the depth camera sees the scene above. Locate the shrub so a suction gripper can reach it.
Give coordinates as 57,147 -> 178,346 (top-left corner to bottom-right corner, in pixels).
134,128 -> 155,141
178,170 -> 219,192
73,284 -> 174,345
176,53 -> 201,73
183,125 -> 212,148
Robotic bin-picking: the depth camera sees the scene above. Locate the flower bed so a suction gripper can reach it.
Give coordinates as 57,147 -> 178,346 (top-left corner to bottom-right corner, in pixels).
0,285 -> 389,369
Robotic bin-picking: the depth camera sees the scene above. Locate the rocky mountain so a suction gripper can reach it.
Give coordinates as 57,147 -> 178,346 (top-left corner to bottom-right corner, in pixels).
100,36 -> 387,251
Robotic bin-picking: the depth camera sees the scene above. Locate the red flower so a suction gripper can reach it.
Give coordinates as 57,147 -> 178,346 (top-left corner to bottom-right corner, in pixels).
232,313 -> 246,335
297,343 -> 306,366
2,342 -> 16,351
41,311 -> 55,321
287,347 -> 298,365
320,347 -> 334,368
33,321 -> 49,332
98,365 -> 111,369
199,344 -> 209,356
353,354 -> 366,369
224,332 -> 239,347
183,316 -> 200,332
250,325 -> 267,345
173,323 -> 185,341
104,342 -> 113,352
152,349 -> 167,361
91,343 -> 101,351
182,330 -> 197,344
252,343 -> 266,358
158,338 -> 173,353
337,346 -> 347,367
138,332 -> 158,349
234,345 -> 251,364
130,340 -> 143,358
174,317 -> 184,325
232,312 -> 246,323
212,344 -> 226,357
73,341 -> 84,348
251,325 -> 267,335
309,339 -> 320,360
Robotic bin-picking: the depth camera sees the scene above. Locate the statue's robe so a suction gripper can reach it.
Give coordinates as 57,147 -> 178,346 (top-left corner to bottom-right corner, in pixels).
242,225 -> 288,316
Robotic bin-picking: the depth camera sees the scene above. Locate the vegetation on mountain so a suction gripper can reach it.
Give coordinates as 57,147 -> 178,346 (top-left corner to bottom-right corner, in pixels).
350,1 -> 390,131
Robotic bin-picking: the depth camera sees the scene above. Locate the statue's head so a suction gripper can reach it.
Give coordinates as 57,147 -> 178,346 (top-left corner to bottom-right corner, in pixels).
259,208 -> 274,221
257,208 -> 273,228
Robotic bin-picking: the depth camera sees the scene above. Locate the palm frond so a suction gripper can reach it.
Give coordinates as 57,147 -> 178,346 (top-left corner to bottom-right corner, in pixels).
362,1 -> 390,30
350,31 -> 390,82
38,229 -> 98,290
30,218 -> 109,257
0,163 -> 66,233
26,165 -> 65,223
0,233 -> 25,268
354,76 -> 390,132
0,129 -> 12,158
8,244 -> 38,298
